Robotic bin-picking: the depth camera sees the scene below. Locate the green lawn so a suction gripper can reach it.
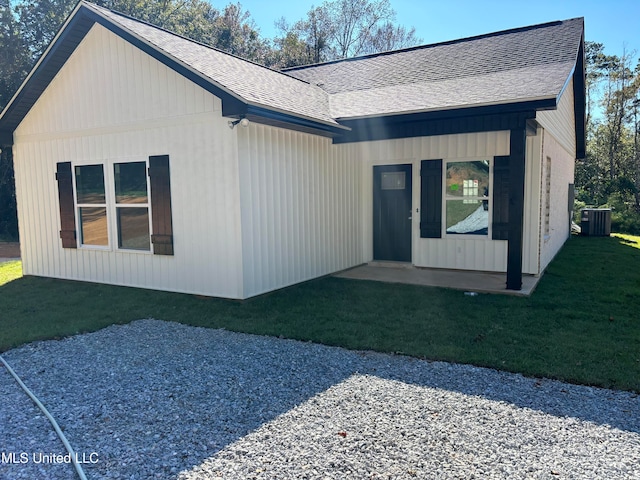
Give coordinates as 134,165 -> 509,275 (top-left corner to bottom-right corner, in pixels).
1,234 -> 639,392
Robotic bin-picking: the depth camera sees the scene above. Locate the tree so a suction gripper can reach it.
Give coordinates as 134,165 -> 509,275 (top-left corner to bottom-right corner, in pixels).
94,0 -> 220,44
15,0 -> 76,59
366,21 -> 418,53
585,41 -> 605,132
273,7 -> 331,66
273,0 -> 421,67
95,1 -> 271,64
210,2 -> 271,64
577,41 -> 640,232
0,0 -> 29,108
324,0 -> 394,58
0,0 -> 30,240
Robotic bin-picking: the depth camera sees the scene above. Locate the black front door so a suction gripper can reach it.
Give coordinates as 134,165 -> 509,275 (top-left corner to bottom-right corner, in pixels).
373,164 -> 412,262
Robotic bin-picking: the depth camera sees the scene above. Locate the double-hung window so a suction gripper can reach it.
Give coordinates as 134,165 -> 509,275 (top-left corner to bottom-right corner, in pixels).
75,164 -> 109,247
114,161 -> 151,251
444,160 -> 490,236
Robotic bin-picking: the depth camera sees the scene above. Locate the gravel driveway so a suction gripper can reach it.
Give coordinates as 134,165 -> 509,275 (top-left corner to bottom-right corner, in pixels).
1,319 -> 638,479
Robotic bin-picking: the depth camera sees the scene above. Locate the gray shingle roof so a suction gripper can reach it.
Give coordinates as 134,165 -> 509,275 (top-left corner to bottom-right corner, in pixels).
0,2 -> 583,140
88,4 -> 583,122
285,18 -> 583,119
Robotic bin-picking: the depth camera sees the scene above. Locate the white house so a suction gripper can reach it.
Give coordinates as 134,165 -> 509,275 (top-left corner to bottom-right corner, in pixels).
0,2 -> 585,299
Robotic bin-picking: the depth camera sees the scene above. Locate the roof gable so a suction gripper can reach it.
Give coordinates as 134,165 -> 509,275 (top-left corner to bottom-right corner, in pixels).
90,4 -> 337,126
0,1 -> 346,140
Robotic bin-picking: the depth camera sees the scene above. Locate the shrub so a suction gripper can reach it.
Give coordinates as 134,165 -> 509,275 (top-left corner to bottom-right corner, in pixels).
611,210 -> 640,235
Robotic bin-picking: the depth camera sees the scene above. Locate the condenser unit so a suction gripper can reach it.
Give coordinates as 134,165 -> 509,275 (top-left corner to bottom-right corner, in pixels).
580,208 -> 611,236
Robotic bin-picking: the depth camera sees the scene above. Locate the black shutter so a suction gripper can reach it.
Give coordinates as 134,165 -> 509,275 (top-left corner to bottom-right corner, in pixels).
420,159 -> 442,238
148,155 -> 174,255
492,155 -> 510,240
55,162 -> 77,248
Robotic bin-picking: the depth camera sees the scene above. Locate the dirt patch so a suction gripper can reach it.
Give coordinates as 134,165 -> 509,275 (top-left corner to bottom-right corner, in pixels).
0,242 -> 20,258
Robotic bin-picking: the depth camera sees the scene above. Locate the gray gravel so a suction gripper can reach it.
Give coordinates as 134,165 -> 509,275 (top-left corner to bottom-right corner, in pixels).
1,319 -> 638,480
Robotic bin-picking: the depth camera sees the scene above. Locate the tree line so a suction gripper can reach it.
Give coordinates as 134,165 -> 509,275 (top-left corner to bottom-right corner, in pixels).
578,42 -> 640,233
1,0 -> 639,239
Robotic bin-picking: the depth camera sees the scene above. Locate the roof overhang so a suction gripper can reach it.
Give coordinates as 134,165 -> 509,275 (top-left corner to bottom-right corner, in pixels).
223,98 -> 350,138
332,62 -> 585,151
332,100 -> 548,144
333,94 -> 558,123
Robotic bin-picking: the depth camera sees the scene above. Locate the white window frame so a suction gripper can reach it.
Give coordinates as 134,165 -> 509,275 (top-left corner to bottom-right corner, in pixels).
111,159 -> 153,253
443,158 -> 493,239
72,161 -> 110,250
71,158 -> 153,254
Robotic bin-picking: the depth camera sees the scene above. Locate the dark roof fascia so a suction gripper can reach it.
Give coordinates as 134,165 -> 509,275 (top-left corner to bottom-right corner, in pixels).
333,100 -> 550,144
244,105 -> 350,137
573,33 -> 587,160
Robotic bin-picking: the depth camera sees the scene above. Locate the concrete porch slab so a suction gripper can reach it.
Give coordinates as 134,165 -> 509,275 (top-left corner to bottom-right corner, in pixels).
334,262 -> 541,296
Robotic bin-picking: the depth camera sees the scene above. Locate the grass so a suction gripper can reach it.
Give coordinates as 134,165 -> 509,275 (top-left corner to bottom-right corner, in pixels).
1,234 -> 639,392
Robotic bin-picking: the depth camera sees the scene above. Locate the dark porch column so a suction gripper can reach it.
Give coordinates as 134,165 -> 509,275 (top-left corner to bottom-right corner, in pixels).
506,127 -> 526,290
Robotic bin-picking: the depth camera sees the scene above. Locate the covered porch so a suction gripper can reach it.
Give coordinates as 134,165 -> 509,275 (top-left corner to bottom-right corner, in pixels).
334,262 -> 541,296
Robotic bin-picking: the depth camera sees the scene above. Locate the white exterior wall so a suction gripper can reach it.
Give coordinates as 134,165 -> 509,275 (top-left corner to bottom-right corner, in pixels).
536,79 -> 577,272
522,130 -> 543,275
537,79 -> 576,156
13,25 -> 245,298
237,124 -> 362,298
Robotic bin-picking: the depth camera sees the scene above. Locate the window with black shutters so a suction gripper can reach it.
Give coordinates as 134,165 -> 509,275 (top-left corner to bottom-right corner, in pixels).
420,156 -> 510,241
56,156 -> 174,255
444,160 -> 490,236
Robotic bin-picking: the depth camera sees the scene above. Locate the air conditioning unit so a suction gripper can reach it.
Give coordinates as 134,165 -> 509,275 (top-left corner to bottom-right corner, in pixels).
580,208 -> 611,236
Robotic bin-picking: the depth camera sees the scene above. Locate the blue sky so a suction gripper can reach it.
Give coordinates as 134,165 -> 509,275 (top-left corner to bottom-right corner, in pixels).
234,0 -> 639,59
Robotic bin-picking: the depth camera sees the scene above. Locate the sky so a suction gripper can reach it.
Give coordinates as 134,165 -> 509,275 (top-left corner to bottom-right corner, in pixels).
234,0 -> 640,59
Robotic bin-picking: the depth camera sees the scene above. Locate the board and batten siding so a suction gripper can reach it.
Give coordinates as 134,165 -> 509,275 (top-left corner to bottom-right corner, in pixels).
341,131 -> 539,274
13,24 -> 245,298
536,78 -> 576,158
535,78 -> 577,273
237,123 -> 362,298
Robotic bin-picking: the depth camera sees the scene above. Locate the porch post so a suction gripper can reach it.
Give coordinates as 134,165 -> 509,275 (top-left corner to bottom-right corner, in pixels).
506,127 -> 526,290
